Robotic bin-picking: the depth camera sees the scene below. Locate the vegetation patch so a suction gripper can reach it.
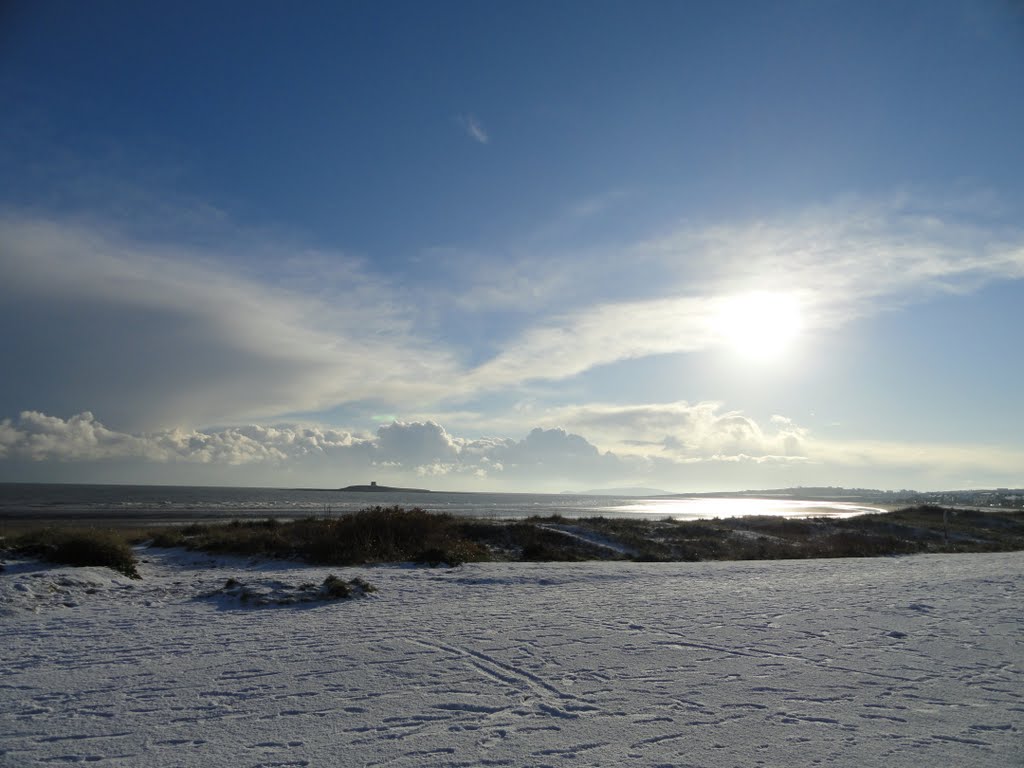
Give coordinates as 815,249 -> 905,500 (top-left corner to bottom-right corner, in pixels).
206,573 -> 377,607
6,505 -> 1020,572
141,505 -> 1024,563
147,507 -> 492,567
5,527 -> 140,578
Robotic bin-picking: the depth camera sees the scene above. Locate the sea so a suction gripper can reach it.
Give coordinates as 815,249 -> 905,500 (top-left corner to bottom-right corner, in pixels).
0,483 -> 886,524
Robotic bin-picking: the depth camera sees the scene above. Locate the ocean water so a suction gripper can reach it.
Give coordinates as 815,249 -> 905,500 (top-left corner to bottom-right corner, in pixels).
0,483 -> 885,523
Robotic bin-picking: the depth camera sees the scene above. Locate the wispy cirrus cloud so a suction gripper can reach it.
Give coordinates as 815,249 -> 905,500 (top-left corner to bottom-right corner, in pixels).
0,211 -> 460,431
2,195 -> 1021,438
466,296 -> 719,388
453,197 -> 1024,390
660,199 -> 1024,320
460,113 -> 489,144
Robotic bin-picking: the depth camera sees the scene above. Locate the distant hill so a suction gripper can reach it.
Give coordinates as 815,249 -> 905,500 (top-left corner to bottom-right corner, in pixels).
564,487 -> 674,497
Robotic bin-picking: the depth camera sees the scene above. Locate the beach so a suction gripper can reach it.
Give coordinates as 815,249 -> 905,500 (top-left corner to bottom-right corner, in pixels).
2,548 -> 1021,767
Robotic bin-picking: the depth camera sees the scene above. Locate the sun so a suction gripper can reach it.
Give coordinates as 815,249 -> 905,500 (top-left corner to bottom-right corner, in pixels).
712,291 -> 803,361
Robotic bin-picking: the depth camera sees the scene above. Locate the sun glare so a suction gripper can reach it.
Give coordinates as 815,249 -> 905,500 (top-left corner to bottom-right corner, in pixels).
713,291 -> 803,361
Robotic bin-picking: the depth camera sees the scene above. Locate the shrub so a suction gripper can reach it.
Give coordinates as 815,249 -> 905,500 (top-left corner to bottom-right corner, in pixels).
149,529 -> 186,548
302,506 -> 486,565
413,540 -> 490,567
12,528 -> 141,578
321,574 -> 351,599
320,574 -> 377,599
349,577 -> 377,593
511,524 -> 601,561
54,531 -> 140,578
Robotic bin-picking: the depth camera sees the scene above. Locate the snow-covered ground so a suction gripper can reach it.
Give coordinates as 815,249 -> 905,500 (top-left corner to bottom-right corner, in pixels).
2,549 -> 1021,767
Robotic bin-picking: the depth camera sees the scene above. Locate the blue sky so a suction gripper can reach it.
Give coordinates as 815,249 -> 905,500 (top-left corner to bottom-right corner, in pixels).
1,1 -> 1023,491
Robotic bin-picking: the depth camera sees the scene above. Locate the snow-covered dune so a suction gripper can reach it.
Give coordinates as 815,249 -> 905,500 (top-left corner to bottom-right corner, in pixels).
2,550 -> 1021,767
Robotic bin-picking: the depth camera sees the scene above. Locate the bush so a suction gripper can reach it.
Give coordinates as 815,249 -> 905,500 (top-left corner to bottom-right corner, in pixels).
54,531 -> 140,578
12,528 -> 141,578
320,574 -> 377,599
149,507 -> 490,566
321,574 -> 351,599
350,576 -> 377,593
413,540 -> 490,567
511,523 -> 603,561
149,529 -> 186,548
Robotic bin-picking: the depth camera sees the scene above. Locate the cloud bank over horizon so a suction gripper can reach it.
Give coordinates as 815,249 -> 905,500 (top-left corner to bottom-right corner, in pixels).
2,409 -> 1020,493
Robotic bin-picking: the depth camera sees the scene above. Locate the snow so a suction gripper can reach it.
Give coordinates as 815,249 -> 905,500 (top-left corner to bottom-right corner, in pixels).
2,549 -> 1021,767
534,523 -> 637,556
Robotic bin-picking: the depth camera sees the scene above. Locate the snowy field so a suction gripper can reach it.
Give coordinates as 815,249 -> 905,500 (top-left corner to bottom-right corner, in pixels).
2,549 -> 1021,767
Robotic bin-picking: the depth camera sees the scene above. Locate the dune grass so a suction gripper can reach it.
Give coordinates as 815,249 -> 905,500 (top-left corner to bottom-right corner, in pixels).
148,506 -> 491,566
4,505 -> 1021,576
5,527 -> 141,578
527,505 -> 1024,561
147,505 -> 1022,564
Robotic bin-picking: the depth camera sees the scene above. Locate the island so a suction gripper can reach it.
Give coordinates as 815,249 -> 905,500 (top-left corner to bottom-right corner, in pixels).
339,481 -> 432,493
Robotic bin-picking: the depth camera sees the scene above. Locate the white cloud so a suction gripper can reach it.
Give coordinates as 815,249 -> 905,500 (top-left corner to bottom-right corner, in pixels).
495,401 -> 810,461
2,196 -> 1022,458
376,421 -> 460,467
0,411 -> 372,465
0,405 -> 799,472
453,198 -> 1024,391
467,296 -> 719,388
461,114 -> 489,144
0,212 -> 459,430
642,198 -> 1024,321
0,411 -> 159,462
2,410 -> 1021,491
0,412 -> 621,486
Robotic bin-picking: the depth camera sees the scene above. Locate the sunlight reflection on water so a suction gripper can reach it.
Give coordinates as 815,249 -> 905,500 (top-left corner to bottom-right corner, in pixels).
0,485 -> 888,522
597,497 -> 885,520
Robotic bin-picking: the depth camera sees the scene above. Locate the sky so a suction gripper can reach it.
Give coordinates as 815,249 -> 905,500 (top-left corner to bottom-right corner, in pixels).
1,0 -> 1023,493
